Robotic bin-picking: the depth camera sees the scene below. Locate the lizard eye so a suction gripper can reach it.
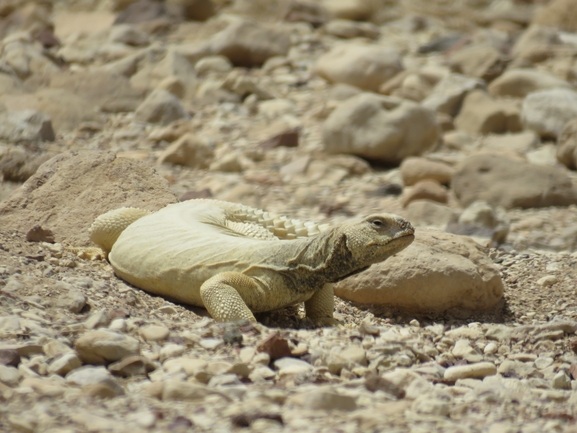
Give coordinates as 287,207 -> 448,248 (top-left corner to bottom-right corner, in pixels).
370,219 -> 384,228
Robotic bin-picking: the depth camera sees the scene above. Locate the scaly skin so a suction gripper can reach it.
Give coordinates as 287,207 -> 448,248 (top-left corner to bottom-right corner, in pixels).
89,199 -> 415,325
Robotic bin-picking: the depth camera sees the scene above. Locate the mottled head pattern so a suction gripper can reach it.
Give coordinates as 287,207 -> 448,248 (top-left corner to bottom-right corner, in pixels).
342,213 -> 415,266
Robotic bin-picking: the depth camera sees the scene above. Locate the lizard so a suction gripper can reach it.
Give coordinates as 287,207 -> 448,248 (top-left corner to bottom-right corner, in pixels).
88,199 -> 415,325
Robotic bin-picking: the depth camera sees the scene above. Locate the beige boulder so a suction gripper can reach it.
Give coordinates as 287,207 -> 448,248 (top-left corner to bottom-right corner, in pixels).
320,0 -> 377,20
48,69 -> 145,114
488,69 -> 572,98
510,25 -> 562,65
75,330 -> 140,365
334,229 -> 504,313
400,157 -> 454,186
522,88 -> 577,139
207,19 -> 291,67
315,44 -> 403,92
455,90 -> 521,135
135,89 -> 190,125
557,118 -> 577,170
532,0 -> 577,32
323,93 -> 439,164
157,133 -> 214,169
422,74 -> 484,117
401,180 -> 448,208
451,153 -> 577,209
405,200 -> 457,229
448,44 -> 506,82
1,88 -> 104,133
0,151 -> 177,245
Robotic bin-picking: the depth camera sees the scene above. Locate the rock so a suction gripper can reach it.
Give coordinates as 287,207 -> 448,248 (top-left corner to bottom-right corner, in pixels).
157,133 -> 214,168
452,339 -> 482,362
84,310 -> 111,329
109,24 -> 150,46
164,357 -> 208,376
320,0 -> 377,20
557,118 -> 577,170
257,333 -> 291,361
315,44 -> 403,92
405,200 -> 457,228
333,229 -> 504,313
135,89 -> 190,125
479,131 -> 539,154
140,325 -> 170,342
551,371 -> 572,390
0,349 -> 20,367
448,44 -> 507,82
258,99 -> 297,119
55,290 -> 86,314
0,109 -> 54,143
159,343 -> 186,362
274,357 -> 313,376
0,147 -> 52,182
522,88 -> 577,139
1,88 -> 104,133
287,387 -> 357,411
497,360 -> 536,378
130,48 -> 198,99
108,355 -> 155,377
21,377 -> 66,398
114,0 -> 168,24
48,70 -> 144,114
322,19 -> 379,40
74,330 -> 140,365
443,362 -> 497,381
364,373 -> 405,398
0,151 -> 177,246
532,0 -> 577,32
166,0 -> 215,21
536,275 -> 558,287
259,130 -> 299,149
422,74 -> 484,117
401,180 -> 448,207
66,366 -> 124,396
0,365 -> 21,387
194,56 -> 233,75
488,69 -> 572,98
25,225 -> 55,243
323,93 -> 439,164
454,90 -> 521,135
280,0 -> 329,26
511,25 -> 562,65
47,353 -> 82,376
207,19 -> 291,67
451,153 -> 577,209
411,394 -> 450,416
447,200 -> 510,246
162,380 -> 210,401
400,157 -> 454,186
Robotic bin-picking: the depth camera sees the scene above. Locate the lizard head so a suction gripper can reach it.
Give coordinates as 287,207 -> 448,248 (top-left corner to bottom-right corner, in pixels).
343,213 -> 415,266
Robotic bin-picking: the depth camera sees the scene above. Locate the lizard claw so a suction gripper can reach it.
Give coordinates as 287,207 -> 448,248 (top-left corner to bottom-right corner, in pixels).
312,317 -> 344,328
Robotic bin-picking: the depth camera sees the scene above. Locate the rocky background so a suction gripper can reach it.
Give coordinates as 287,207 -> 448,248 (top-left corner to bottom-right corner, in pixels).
2,0 -> 577,431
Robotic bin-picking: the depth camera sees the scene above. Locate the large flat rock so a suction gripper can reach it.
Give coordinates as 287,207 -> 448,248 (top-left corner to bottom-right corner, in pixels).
334,229 -> 504,313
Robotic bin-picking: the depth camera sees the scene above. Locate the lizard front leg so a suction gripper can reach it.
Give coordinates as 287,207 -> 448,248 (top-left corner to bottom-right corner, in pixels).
199,272 -> 259,322
304,283 -> 341,327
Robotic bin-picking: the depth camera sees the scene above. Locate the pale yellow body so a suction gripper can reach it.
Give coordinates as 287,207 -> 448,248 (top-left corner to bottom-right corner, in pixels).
90,199 -> 415,324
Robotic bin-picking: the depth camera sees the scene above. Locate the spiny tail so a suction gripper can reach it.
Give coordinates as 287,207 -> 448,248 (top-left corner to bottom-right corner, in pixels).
89,208 -> 152,253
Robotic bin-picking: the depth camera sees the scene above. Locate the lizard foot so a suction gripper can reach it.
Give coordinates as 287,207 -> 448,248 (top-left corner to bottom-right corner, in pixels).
311,317 -> 344,328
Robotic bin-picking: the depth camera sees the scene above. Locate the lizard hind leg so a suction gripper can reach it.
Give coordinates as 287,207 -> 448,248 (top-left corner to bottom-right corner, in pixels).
89,207 -> 152,253
200,272 -> 259,322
